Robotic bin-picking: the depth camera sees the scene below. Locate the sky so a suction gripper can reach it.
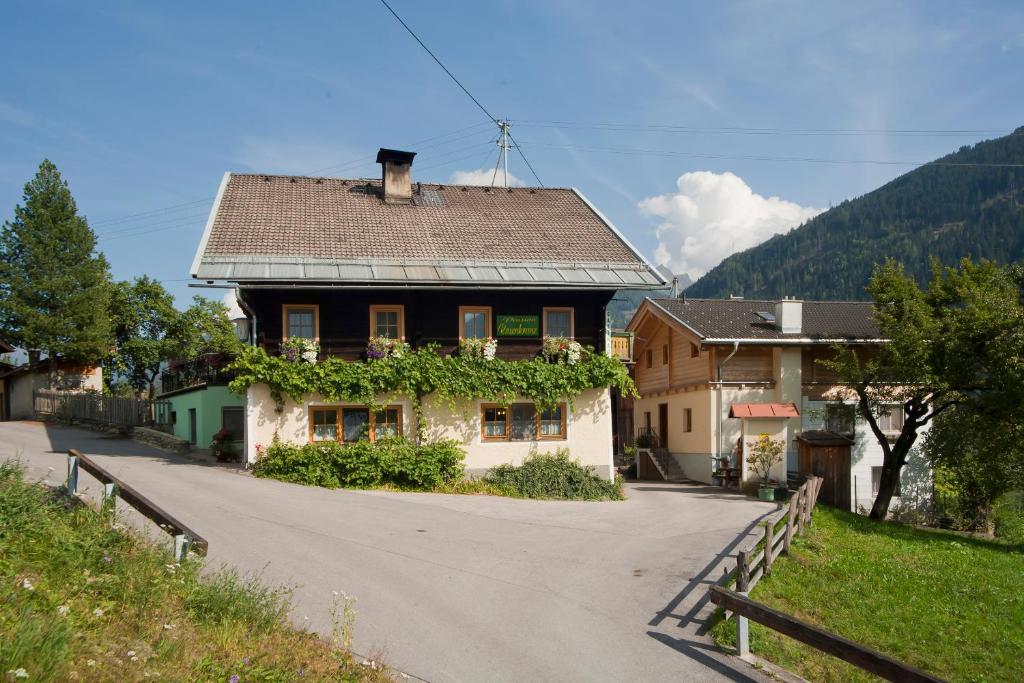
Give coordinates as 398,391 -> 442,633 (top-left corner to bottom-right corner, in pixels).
2,1 -> 1023,306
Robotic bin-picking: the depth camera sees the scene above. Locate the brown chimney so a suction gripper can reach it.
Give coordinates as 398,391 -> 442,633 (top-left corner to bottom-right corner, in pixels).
376,148 -> 417,204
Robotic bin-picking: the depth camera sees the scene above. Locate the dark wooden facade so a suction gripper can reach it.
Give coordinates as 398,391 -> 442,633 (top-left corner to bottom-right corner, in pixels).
240,288 -> 617,361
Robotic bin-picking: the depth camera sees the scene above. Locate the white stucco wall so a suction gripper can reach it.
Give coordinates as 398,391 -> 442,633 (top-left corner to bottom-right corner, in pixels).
244,385 -> 614,480
633,391 -> 717,483
800,397 -> 932,512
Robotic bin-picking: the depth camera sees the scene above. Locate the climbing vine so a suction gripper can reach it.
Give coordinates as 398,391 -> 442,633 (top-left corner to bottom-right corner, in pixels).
227,344 -> 636,415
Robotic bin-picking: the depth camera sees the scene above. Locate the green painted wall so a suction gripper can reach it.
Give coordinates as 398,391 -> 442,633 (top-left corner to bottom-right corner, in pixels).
167,385 -> 245,448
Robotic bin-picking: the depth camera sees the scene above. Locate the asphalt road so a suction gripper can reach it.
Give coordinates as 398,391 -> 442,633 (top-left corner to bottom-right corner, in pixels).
2,421 -> 776,682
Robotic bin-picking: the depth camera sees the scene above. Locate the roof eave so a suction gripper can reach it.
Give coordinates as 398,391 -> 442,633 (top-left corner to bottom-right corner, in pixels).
190,172 -> 231,277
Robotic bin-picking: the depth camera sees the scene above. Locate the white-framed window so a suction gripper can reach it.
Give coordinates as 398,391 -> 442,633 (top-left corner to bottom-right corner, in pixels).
877,404 -> 905,433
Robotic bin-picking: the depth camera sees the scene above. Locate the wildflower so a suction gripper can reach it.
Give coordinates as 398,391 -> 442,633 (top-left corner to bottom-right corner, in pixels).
130,657 -> 139,663
229,675 -> 240,683
127,651 -> 136,657
8,668 -> 29,679
86,660 -> 96,667
102,555 -> 112,564
162,624 -> 174,630
164,564 -> 177,574
21,578 -> 34,591
242,657 -> 250,666
93,608 -> 104,617
57,605 -> 70,616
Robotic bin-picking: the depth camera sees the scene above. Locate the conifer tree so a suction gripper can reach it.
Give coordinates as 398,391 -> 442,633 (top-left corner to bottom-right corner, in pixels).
0,160 -> 112,386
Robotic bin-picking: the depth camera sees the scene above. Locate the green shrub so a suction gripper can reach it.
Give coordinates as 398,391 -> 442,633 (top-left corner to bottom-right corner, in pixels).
993,491 -> 1024,544
483,449 -> 623,501
252,437 -> 465,490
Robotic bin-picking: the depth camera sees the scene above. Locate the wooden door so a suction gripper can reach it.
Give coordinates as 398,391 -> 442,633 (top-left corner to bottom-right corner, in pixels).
658,403 -> 668,449
188,408 -> 197,445
798,442 -> 851,510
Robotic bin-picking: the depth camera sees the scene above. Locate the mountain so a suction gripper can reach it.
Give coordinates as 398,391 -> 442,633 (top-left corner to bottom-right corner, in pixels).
686,127 -> 1024,300
609,271 -> 690,328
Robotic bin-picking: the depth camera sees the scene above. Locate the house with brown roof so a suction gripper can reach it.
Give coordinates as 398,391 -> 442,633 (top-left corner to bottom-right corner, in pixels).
190,148 -> 664,478
626,296 -> 930,512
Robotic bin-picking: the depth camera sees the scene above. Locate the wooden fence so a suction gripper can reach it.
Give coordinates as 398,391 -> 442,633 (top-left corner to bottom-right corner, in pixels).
34,389 -> 172,430
65,449 -> 207,562
734,475 -> 823,594
712,475 -> 946,682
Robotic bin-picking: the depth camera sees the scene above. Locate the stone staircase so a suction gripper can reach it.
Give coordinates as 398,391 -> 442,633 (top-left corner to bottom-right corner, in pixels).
644,447 -> 688,482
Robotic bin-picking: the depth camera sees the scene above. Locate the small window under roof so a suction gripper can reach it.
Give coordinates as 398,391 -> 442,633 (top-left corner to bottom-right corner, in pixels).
756,311 -> 776,322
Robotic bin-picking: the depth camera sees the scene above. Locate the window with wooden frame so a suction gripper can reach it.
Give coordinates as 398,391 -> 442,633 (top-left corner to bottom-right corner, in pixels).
646,349 -> 653,369
662,344 -> 669,364
690,342 -> 700,358
459,306 -> 492,339
876,404 -> 904,433
684,408 -> 692,433
480,402 -> 567,441
282,304 -> 319,341
542,307 -> 574,338
369,305 -> 405,340
308,405 -> 402,443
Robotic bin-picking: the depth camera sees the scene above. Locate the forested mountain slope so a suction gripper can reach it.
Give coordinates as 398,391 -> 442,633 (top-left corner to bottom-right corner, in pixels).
686,127 -> 1024,300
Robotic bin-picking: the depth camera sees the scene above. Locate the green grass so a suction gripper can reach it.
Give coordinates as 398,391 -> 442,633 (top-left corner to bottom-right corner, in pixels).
711,505 -> 1024,682
0,461 -> 389,682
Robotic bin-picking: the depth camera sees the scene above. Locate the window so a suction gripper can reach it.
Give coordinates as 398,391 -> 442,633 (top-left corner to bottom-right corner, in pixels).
171,411 -> 177,425
480,403 -> 568,441
825,403 -> 856,435
369,305 -> 405,340
690,342 -> 700,358
662,344 -> 669,364
283,305 -> 318,341
373,406 -> 402,439
310,407 -> 339,442
459,306 -> 492,339
644,411 -> 652,430
308,405 -> 401,443
871,466 -> 901,497
221,407 -> 244,441
646,349 -> 653,369
543,307 -> 574,338
877,405 -> 904,433
684,408 -> 692,433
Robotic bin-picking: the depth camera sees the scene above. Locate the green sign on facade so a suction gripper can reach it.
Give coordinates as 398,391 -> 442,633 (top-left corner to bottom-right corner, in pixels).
496,314 -> 540,337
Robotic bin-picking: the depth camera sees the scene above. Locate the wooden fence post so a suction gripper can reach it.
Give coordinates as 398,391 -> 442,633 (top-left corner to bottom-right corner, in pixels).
764,520 -> 775,576
66,453 -> 78,495
784,489 -> 800,554
736,550 -> 750,592
796,482 -> 808,537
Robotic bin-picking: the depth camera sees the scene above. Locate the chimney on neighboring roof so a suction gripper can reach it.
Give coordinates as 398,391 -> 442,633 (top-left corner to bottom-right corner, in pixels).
376,148 -> 417,204
775,296 -> 803,334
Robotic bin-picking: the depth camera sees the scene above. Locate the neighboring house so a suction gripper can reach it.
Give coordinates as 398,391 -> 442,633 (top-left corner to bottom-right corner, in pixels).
189,148 -> 664,478
157,355 -> 245,450
0,357 -> 103,421
626,296 -> 930,512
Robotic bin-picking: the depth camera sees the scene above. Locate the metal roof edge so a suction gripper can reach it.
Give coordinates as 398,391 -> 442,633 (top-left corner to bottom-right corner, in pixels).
570,187 -> 667,287
701,337 -> 888,345
190,172 -> 231,277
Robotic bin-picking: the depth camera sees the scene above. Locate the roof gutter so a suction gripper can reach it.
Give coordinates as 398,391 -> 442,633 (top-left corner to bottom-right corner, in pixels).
702,338 -> 888,345
188,282 -> 645,291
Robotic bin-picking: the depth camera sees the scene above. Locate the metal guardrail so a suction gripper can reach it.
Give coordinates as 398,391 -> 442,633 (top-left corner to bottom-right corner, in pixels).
65,449 -> 208,561
709,586 -> 944,682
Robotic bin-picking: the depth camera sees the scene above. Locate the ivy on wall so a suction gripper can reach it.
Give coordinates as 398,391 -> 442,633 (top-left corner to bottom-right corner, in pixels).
227,344 -> 636,417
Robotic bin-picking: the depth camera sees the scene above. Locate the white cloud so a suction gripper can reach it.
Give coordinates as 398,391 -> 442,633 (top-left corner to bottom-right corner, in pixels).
221,290 -> 244,320
449,168 -> 525,187
640,171 -> 824,281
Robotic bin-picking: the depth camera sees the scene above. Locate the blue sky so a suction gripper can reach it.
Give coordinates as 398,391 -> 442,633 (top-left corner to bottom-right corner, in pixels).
2,1 -> 1023,305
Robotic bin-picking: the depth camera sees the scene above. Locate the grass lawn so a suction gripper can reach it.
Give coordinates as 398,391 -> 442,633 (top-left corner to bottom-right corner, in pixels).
0,461 -> 389,682
711,505 -> 1024,682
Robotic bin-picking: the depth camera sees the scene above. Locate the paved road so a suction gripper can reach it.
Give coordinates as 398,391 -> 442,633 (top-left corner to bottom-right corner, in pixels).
3,421 -> 775,682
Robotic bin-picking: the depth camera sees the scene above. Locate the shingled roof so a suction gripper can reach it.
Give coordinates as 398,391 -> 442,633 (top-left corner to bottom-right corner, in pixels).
643,297 -> 882,342
190,173 -> 664,288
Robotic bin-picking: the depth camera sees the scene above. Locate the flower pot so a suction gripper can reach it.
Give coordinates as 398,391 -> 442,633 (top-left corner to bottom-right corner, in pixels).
757,485 -> 775,502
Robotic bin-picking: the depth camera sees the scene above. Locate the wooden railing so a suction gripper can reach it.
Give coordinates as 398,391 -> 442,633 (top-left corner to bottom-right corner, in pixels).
734,476 -> 823,594
34,389 -> 172,430
709,587 -> 944,682
65,449 -> 207,562
711,475 -> 945,682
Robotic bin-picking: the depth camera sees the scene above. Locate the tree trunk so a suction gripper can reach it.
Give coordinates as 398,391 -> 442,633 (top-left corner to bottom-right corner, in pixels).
47,355 -> 58,389
868,435 -> 916,519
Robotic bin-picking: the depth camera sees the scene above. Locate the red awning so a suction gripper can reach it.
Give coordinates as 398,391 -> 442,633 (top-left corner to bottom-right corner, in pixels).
729,402 -> 800,419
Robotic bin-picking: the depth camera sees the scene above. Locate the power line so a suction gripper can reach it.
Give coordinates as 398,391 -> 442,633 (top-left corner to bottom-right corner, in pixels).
508,131 -> 544,186
377,0 -> 543,186
515,120 -> 1018,138
516,140 -> 1024,168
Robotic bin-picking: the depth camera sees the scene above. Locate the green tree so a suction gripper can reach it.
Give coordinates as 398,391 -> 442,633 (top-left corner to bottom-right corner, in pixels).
106,276 -> 181,398
823,258 -> 1024,520
0,160 -> 111,386
176,295 -> 242,361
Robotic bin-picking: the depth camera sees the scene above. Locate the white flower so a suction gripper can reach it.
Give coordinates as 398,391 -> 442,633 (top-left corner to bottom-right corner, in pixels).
130,656 -> 139,663
21,578 -> 34,591
8,668 -> 29,679
126,651 -> 135,657
93,608 -> 104,617
86,660 -> 96,667
301,350 -> 318,363
162,624 -> 174,630
57,605 -> 70,616
164,564 -> 177,574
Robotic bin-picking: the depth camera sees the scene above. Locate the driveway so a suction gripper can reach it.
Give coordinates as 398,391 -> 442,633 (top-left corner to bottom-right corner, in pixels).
2,421 -> 775,682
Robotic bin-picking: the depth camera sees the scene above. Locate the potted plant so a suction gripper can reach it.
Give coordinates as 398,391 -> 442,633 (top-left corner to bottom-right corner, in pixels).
541,336 -> 583,364
746,433 -> 785,501
210,427 -> 239,462
366,336 -> 409,360
280,337 -> 319,364
459,337 -> 497,359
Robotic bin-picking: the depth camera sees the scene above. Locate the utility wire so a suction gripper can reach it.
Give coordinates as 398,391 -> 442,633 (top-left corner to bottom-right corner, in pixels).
378,0 -> 544,185
507,131 -> 544,186
514,120 -> 1018,138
